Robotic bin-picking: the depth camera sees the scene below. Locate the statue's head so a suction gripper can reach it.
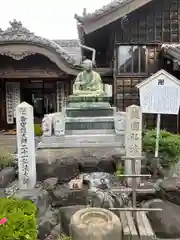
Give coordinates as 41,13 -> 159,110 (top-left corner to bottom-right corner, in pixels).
82,59 -> 93,72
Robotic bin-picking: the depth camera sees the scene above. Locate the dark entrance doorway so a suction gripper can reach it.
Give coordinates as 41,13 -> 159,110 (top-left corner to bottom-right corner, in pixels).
22,80 -> 57,122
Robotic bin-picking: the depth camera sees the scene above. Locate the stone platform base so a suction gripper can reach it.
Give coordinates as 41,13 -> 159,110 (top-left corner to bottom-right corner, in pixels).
38,134 -> 124,149
35,147 -> 124,181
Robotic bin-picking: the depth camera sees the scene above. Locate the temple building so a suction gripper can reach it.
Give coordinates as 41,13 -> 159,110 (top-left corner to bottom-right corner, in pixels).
0,20 -> 112,129
75,0 -> 180,132
1,0 -> 180,132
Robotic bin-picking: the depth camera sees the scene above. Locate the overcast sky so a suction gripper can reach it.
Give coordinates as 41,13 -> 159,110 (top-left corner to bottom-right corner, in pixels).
0,0 -> 111,40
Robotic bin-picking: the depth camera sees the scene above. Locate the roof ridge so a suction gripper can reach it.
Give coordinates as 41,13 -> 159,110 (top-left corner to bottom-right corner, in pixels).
75,0 -> 130,22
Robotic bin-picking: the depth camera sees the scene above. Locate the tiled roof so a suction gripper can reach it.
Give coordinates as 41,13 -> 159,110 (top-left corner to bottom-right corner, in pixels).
162,44 -> 180,62
54,39 -> 82,65
75,0 -> 131,22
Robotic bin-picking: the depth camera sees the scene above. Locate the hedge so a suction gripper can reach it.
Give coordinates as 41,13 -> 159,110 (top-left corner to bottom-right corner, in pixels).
143,129 -> 180,168
0,198 -> 37,240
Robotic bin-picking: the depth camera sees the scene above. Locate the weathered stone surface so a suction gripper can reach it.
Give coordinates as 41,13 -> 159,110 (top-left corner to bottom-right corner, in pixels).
36,150 -> 80,182
0,167 -> 16,188
82,172 -> 122,189
36,148 -> 122,182
14,187 -> 49,217
81,172 -> 129,208
77,148 -> 120,173
44,224 -> 62,240
38,208 -> 59,240
0,188 -> 6,197
136,180 -> 160,202
59,205 -> 85,235
51,183 -> 88,207
145,199 -> 180,238
70,207 -> 122,240
159,177 -> 180,205
44,177 -> 58,191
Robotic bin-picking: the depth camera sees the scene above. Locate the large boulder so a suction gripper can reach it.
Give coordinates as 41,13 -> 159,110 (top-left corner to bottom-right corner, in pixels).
38,208 -> 59,240
81,172 -> 129,208
36,149 -> 80,182
159,177 -> 180,205
144,199 -> 180,238
0,167 -> 16,188
136,179 -> 160,202
51,183 -> 88,207
44,224 -> 62,240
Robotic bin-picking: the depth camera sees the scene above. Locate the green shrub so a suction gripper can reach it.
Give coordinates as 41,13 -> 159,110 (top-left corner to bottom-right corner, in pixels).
58,234 -> 72,240
143,129 -> 180,168
115,165 -> 124,180
34,124 -> 43,136
0,148 -> 13,169
0,198 -> 37,240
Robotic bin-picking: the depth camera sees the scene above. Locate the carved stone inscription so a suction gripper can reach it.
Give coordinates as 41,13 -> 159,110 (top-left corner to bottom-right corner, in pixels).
125,105 -> 142,185
126,105 -> 142,156
16,102 -> 36,189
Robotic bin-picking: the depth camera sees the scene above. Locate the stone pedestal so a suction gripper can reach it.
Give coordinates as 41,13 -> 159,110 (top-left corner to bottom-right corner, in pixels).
39,96 -> 126,149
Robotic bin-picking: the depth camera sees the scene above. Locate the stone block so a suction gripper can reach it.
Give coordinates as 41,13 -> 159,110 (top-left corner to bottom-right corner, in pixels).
0,167 -> 16,188
38,208 -> 59,240
51,184 -> 87,207
66,107 -> 114,117
36,153 -> 80,182
68,96 -> 111,103
65,119 -> 114,130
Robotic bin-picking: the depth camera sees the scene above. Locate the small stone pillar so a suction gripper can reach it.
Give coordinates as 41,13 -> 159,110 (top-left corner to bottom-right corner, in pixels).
125,105 -> 142,185
16,101 -> 36,189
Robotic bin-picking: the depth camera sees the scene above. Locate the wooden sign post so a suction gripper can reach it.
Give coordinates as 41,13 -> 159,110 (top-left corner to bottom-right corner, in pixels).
136,69 -> 180,158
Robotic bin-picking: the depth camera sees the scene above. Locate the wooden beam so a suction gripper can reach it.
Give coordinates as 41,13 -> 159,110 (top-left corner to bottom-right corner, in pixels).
0,69 -> 68,78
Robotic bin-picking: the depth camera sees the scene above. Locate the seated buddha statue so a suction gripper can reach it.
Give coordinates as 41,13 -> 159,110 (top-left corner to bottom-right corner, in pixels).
72,59 -> 105,97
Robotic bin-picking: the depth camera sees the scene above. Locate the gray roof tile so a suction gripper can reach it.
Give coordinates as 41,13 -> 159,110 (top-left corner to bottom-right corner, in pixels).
75,0 -> 130,22
53,39 -> 82,65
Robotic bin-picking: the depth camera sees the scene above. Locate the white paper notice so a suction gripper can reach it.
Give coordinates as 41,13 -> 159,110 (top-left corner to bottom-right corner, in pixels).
140,86 -> 180,114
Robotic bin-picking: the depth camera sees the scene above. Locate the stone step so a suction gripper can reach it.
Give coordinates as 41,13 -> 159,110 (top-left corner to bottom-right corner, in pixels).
65,129 -> 116,135
38,134 -> 125,148
66,107 -> 114,117
65,119 -> 114,130
65,116 -> 114,122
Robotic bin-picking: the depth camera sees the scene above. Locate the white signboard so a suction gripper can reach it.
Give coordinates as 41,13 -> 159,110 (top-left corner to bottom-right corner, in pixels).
6,82 -> 14,124
56,81 -> 61,112
137,70 -> 180,115
12,82 -> 20,118
16,102 -> 36,189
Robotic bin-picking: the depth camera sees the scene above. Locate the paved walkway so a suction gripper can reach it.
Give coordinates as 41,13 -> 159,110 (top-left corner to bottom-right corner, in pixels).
0,133 -> 16,153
